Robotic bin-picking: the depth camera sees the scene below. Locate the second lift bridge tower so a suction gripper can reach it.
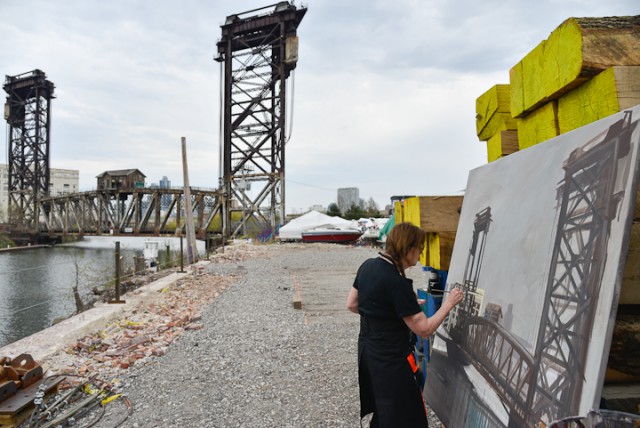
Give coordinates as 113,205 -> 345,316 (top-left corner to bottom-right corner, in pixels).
215,2 -> 306,238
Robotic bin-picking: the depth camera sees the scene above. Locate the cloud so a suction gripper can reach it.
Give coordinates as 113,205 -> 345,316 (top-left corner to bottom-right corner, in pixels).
1,0 -> 637,213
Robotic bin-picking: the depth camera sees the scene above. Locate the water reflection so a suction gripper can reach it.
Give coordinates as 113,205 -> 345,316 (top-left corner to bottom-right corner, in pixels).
0,236 -> 206,348
0,246 -> 136,348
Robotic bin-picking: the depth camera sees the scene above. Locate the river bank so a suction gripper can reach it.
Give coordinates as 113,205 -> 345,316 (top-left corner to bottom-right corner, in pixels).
4,243 -> 443,427
0,245 -> 51,253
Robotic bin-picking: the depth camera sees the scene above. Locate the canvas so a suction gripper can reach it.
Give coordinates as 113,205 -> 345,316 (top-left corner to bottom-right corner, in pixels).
424,105 -> 640,428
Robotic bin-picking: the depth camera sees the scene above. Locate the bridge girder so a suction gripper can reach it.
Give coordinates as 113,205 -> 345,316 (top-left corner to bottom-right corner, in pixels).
38,188 -> 223,238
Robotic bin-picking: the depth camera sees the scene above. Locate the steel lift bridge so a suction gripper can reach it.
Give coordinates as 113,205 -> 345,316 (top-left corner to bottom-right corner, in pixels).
4,71 -> 222,240
215,2 -> 306,238
3,70 -> 55,231
443,112 -> 637,427
4,3 -> 306,242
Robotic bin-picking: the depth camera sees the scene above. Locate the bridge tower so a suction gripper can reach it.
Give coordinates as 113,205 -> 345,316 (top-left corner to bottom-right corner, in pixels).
3,70 -> 55,230
525,112 -> 637,424
215,2 -> 306,238
447,207 -> 492,336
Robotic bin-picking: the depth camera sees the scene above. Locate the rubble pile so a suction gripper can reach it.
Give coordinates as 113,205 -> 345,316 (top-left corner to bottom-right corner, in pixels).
45,270 -> 237,380
208,242 -> 285,262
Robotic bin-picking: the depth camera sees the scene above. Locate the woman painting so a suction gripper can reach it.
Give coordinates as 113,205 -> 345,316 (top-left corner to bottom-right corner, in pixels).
346,222 -> 464,427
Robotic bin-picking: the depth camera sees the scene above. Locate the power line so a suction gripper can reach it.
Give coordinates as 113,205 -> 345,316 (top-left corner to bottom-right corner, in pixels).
286,179 -> 336,192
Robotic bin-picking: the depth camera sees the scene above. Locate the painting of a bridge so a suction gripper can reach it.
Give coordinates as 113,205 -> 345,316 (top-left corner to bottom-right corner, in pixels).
425,105 -> 640,427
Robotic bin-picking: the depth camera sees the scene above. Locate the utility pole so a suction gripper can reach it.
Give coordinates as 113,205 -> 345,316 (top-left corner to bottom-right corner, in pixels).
181,137 -> 198,264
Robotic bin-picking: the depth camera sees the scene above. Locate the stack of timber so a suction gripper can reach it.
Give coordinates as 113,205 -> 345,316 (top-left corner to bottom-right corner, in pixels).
474,15 -> 640,413
396,196 -> 463,271
475,84 -> 520,162
476,15 -> 640,156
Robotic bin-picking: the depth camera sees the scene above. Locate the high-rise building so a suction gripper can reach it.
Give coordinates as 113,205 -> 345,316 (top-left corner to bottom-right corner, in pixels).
159,176 -> 171,188
0,164 -> 79,223
158,176 -> 172,211
337,187 -> 359,213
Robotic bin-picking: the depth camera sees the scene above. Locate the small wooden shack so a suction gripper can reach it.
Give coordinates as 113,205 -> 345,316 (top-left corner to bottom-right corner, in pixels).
96,169 -> 146,191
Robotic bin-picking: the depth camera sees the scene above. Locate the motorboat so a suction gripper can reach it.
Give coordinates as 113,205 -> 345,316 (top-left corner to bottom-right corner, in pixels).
301,226 -> 363,244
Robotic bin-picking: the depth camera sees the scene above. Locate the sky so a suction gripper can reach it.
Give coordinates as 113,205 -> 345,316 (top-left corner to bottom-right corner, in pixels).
0,1 -> 637,215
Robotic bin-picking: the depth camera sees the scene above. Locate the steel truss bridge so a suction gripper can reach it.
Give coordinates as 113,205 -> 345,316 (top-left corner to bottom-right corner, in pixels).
37,187 -> 223,239
460,317 -> 533,427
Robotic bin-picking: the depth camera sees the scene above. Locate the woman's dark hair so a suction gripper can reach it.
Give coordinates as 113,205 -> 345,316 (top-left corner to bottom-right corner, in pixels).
385,222 -> 426,277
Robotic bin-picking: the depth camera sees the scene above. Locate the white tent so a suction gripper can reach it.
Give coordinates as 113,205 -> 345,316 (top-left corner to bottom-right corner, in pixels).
278,210 -> 354,241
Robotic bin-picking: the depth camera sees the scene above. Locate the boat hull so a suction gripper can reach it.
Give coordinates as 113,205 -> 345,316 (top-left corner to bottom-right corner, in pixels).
301,231 -> 362,244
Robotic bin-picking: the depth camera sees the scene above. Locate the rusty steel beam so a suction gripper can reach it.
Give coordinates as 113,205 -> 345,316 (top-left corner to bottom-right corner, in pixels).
38,188 -> 223,238
3,70 -> 55,231
216,2 -> 306,239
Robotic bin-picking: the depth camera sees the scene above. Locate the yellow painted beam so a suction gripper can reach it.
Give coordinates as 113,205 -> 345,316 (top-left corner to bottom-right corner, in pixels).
426,233 -> 440,270
404,197 -> 421,228
517,101 -> 559,149
558,66 -> 640,134
510,16 -> 640,118
393,200 -> 404,223
487,130 -> 519,162
476,85 -> 517,141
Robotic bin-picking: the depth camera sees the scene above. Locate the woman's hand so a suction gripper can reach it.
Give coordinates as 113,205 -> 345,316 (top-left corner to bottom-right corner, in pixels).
404,287 -> 464,338
444,287 -> 464,310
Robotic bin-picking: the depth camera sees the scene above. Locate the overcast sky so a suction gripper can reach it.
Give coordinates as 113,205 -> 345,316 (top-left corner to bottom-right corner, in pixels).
1,1 -> 637,214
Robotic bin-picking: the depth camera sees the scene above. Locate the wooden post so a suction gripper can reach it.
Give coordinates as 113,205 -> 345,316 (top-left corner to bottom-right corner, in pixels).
109,241 -> 125,304
181,137 -> 198,264
179,234 -> 185,273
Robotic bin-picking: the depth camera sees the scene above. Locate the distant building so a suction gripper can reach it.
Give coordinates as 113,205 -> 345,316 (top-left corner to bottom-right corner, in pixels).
96,169 -> 146,191
158,176 -> 172,211
50,168 -> 79,196
308,204 -> 325,213
337,187 -> 359,213
0,164 -> 79,223
159,176 -> 171,188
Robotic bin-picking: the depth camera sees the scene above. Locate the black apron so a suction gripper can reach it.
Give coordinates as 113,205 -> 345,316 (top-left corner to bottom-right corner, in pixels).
358,316 -> 428,427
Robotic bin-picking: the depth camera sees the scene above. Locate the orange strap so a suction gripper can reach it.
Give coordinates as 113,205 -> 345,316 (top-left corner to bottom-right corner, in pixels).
407,353 -> 428,416
407,353 -> 419,373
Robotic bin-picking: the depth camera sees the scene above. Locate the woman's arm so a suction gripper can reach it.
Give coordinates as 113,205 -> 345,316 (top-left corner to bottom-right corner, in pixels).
403,288 -> 463,338
346,286 -> 359,313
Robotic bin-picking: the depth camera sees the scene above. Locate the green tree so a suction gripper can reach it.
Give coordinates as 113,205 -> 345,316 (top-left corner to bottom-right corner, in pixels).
327,203 -> 341,217
343,203 -> 365,220
365,198 -> 380,217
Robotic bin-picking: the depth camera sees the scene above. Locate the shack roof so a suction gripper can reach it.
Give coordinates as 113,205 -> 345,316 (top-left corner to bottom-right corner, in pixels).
96,169 -> 146,178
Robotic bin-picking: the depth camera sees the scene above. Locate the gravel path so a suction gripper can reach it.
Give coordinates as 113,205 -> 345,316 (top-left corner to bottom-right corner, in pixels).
32,243 -> 444,427
92,243 -> 375,427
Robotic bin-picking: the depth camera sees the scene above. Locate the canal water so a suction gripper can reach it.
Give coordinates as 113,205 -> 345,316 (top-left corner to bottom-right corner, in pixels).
0,236 -> 205,348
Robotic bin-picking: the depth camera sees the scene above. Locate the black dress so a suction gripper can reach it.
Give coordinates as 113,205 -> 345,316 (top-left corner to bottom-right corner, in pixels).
353,256 -> 428,427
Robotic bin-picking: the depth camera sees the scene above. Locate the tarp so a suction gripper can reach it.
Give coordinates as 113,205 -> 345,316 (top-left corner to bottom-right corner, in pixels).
359,217 -> 390,239
278,210 -> 353,241
378,213 -> 395,240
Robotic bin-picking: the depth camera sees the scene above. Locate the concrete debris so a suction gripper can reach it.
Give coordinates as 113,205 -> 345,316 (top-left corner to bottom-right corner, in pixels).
45,270 -> 236,381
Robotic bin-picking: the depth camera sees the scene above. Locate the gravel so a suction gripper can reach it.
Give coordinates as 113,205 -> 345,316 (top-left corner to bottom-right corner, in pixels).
34,243 -> 444,427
